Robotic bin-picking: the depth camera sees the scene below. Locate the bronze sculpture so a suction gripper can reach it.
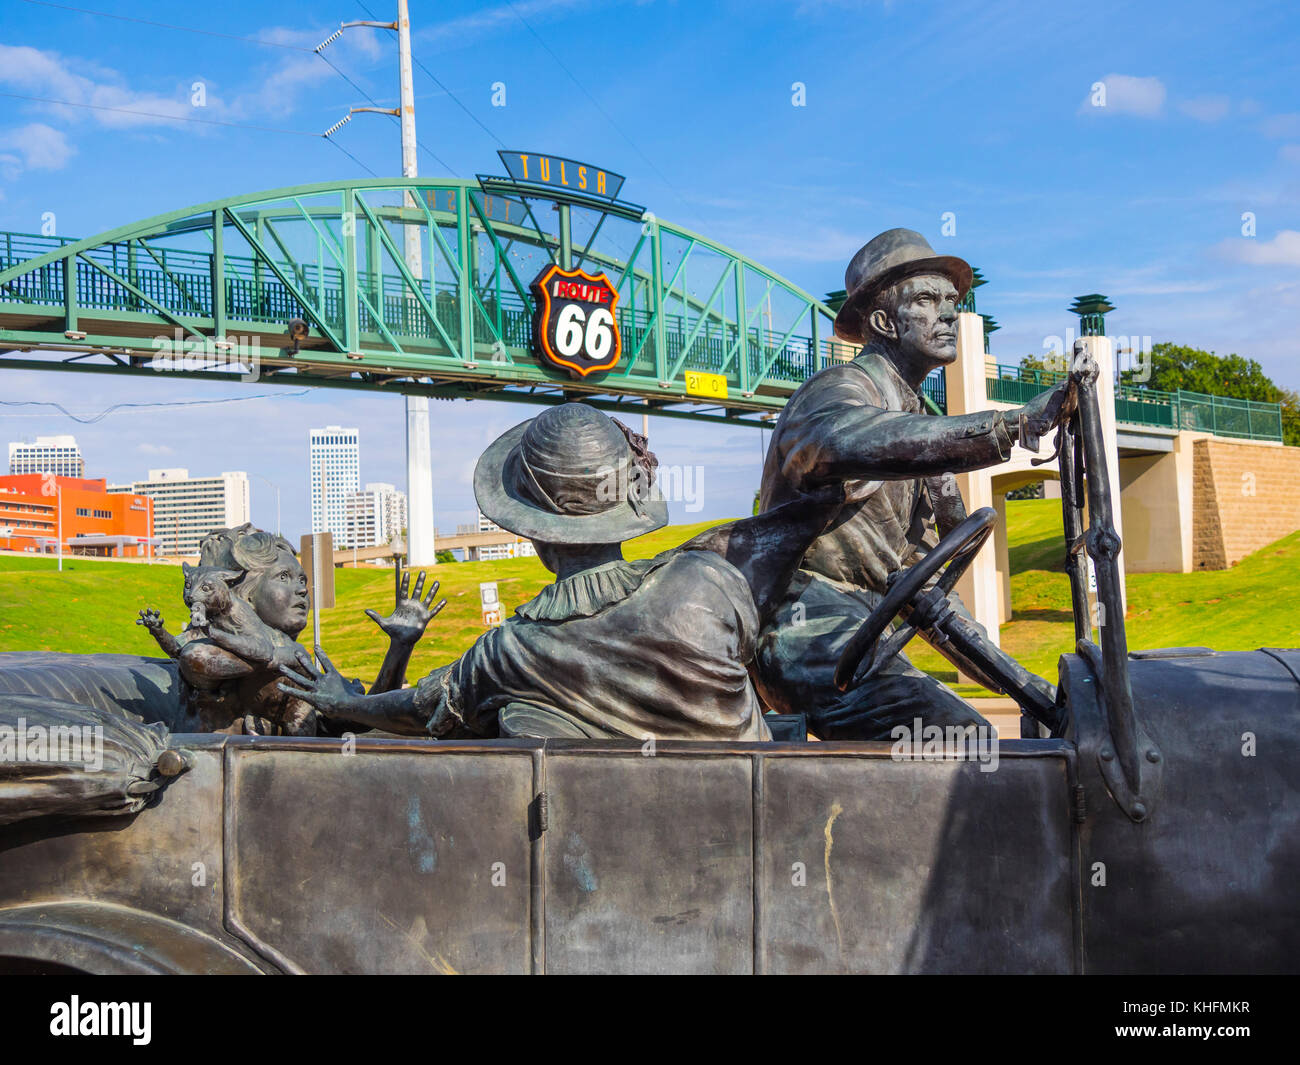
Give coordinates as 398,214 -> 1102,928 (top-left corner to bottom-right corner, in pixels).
135,524 -> 444,735
279,403 -> 840,741
755,229 -> 1067,739
0,316 -> 1297,975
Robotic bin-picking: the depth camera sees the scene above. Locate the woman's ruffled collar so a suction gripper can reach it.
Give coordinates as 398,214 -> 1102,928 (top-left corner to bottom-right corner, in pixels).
515,552 -> 676,622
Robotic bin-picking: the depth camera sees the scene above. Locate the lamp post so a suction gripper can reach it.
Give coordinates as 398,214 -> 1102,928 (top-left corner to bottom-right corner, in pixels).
391,536 -> 406,607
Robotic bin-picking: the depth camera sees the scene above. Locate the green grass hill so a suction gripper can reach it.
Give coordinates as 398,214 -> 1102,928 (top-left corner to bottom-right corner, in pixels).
1,501 -> 1296,694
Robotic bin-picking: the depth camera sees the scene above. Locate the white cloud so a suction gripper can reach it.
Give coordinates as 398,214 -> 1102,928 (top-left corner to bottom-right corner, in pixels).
0,44 -> 194,129
0,122 -> 75,178
1178,94 -> 1231,122
1216,230 -> 1300,267
1080,74 -> 1166,118
226,26 -> 389,121
1260,113 -> 1300,138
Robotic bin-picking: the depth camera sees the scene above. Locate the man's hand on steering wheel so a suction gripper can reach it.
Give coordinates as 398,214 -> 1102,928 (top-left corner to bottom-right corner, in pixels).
834,508 -> 997,692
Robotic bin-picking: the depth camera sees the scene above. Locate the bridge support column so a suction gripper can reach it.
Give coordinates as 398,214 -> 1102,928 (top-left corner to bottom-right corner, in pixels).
948,311 -> 1003,653
993,490 -> 1012,625
944,318 -> 1131,666
1118,433 -> 1199,573
406,396 -> 435,566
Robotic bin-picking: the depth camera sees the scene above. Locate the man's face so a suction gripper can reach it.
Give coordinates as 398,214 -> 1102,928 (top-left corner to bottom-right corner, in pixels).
875,274 -> 961,367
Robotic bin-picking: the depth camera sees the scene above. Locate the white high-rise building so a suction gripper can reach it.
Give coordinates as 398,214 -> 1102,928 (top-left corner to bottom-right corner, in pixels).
310,426 -> 360,543
113,468 -> 250,556
477,510 -> 536,561
343,482 -> 407,549
8,435 -> 84,477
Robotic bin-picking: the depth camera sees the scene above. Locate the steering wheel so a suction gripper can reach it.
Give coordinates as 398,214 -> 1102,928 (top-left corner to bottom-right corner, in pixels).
834,507 -> 997,692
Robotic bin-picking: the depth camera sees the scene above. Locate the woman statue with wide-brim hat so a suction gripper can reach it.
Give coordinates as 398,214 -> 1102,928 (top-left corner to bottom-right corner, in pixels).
280,402 -> 842,741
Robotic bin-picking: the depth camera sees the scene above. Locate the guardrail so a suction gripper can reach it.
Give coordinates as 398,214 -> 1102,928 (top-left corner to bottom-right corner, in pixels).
984,363 -> 1283,442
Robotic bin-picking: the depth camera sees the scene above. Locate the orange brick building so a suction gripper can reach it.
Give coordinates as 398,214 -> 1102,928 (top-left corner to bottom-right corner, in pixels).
0,474 -> 155,558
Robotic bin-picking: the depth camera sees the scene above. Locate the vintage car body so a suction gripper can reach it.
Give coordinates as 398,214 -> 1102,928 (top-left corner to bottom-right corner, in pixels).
0,645 -> 1296,974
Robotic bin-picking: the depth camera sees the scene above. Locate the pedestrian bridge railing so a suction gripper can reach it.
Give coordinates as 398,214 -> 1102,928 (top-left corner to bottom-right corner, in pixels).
984,362 -> 1284,442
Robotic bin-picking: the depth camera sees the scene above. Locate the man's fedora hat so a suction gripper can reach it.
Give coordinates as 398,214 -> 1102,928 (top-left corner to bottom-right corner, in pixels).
474,402 -> 668,545
833,228 -> 973,344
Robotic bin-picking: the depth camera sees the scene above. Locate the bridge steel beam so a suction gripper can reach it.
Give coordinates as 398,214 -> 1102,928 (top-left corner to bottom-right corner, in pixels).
0,177 -> 845,425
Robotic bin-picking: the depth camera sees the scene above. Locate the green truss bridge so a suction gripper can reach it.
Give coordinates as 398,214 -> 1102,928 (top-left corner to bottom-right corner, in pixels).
0,174 -> 1284,442
0,177 -> 859,427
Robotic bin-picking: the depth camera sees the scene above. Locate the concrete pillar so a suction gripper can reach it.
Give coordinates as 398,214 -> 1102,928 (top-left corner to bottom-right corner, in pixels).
405,395 -> 435,566
947,311 -> 1002,649
992,491 -> 1011,625
1117,430 -> 1203,573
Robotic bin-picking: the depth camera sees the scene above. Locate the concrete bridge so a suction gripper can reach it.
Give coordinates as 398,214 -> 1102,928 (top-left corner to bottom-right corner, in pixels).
328,527 -> 525,566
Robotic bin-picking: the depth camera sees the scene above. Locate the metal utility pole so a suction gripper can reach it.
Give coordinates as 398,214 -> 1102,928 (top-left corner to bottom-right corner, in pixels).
396,0 -> 434,569
318,0 -> 435,567
396,0 -> 420,272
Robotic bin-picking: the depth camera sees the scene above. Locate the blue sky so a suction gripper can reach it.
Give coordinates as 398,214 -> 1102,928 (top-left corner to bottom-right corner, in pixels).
1,0 -> 1297,538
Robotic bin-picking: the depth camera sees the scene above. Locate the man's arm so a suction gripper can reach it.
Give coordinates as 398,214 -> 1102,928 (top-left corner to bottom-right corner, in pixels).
780,370 -> 1066,489
789,402 -> 1011,486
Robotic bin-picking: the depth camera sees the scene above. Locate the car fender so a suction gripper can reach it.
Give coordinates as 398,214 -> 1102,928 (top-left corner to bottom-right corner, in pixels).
0,900 -> 268,974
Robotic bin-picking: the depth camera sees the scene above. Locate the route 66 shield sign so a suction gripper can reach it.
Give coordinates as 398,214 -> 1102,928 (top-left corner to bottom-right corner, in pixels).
530,264 -> 622,377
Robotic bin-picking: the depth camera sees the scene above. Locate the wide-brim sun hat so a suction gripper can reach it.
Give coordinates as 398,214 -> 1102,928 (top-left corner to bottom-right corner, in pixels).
833,228 -> 973,344
474,402 -> 668,545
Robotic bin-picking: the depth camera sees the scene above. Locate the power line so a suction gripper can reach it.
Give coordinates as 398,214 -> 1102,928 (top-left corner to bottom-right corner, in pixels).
0,90 -> 323,136
0,390 -> 313,425
410,53 -> 505,148
502,0 -> 677,193
325,134 -> 379,176
313,46 -> 458,175
25,0 -> 494,163
355,1 -> 505,148
12,2 -> 450,176
2,88 -> 384,178
17,0 -> 313,51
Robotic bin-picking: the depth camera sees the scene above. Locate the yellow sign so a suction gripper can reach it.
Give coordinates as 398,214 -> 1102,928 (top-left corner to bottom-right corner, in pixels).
684,370 -> 728,399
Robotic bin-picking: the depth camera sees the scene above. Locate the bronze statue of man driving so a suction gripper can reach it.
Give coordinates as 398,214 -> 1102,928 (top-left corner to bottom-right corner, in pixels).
756,228 -> 1067,740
